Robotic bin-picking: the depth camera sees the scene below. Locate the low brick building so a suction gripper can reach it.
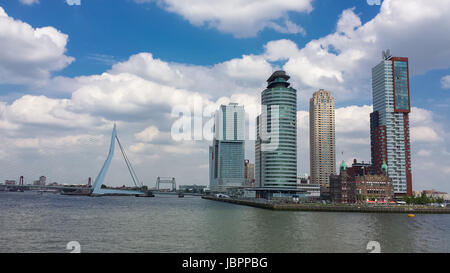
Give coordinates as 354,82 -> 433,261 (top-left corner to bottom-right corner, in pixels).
330,161 -> 356,203
330,160 -> 394,203
354,175 -> 394,202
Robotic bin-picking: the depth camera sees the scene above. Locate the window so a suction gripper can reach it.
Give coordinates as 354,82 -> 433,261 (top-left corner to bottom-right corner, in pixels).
393,61 -> 409,111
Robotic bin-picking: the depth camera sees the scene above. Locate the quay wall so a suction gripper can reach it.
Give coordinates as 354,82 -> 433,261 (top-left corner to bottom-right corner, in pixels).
202,196 -> 450,214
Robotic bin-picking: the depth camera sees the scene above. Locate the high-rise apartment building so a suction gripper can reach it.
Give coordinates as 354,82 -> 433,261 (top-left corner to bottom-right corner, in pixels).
209,103 -> 245,192
309,90 -> 336,186
255,71 -> 297,188
370,52 -> 412,195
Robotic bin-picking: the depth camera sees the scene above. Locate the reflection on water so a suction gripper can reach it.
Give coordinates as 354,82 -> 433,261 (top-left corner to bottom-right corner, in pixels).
0,192 -> 449,253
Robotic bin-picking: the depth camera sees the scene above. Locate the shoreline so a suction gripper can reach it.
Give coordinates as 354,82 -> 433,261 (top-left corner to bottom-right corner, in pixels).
202,196 -> 450,214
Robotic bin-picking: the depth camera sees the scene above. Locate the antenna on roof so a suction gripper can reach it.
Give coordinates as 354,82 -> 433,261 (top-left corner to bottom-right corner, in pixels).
382,49 -> 392,60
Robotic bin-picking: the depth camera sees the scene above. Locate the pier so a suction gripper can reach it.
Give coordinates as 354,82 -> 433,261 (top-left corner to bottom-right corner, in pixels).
202,196 -> 450,214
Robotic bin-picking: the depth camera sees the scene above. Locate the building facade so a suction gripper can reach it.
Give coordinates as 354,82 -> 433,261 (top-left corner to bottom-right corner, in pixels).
4,180 -> 16,185
33,176 -> 46,186
309,89 -> 336,186
330,160 -> 394,203
354,174 -> 394,202
179,185 -> 207,193
330,161 -> 356,203
209,103 -> 245,192
244,160 -> 255,187
414,190 -> 450,201
346,159 -> 372,177
255,71 -> 297,189
370,53 -> 412,195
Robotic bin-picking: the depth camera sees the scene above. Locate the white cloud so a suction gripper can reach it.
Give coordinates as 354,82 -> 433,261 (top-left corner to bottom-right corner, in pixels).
14,134 -> 104,152
19,0 -> 39,5
109,52 -> 272,99
264,39 -> 301,62
336,8 -> 362,35
335,105 -> 372,133
410,107 -> 443,143
441,75 -> 450,89
444,167 -> 450,174
69,72 -> 213,118
417,149 -> 432,157
281,0 -> 450,102
411,126 -> 442,143
134,0 -> 313,37
0,101 -> 18,130
266,19 -> 306,36
135,126 -> 160,142
297,111 -> 309,130
5,95 -> 106,129
66,0 -> 81,6
0,6 -> 74,85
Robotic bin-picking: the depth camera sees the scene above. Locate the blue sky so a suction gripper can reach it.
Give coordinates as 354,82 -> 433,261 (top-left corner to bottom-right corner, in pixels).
4,0 -> 379,75
0,0 -> 449,191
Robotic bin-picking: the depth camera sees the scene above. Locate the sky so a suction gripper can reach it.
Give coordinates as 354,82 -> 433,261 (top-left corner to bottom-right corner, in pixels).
0,0 -> 449,191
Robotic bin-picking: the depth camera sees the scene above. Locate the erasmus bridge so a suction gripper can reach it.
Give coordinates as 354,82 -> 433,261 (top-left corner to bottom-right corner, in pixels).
2,124 -> 149,196
90,123 -> 147,196
3,124 -> 180,196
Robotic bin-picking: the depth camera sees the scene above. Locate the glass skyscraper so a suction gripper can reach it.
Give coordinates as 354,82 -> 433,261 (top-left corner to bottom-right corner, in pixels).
209,103 -> 245,192
255,71 -> 297,188
370,54 -> 412,196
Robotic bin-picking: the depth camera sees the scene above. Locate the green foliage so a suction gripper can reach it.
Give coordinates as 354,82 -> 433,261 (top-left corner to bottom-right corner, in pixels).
402,192 -> 444,205
357,194 -> 366,201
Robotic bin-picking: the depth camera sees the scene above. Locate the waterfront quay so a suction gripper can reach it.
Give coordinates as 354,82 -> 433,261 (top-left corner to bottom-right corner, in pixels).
202,196 -> 450,214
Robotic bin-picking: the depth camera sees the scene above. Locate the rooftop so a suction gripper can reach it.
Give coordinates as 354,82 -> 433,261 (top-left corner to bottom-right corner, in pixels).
267,70 -> 290,83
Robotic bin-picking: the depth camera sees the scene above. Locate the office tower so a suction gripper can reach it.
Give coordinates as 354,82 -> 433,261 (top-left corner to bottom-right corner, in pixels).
39,176 -> 46,186
255,71 -> 297,188
370,52 -> 412,196
309,89 -> 336,186
209,103 -> 245,192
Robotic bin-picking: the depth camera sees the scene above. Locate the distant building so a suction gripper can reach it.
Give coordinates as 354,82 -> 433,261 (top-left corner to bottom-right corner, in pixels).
310,89 -> 336,187
179,185 -> 207,193
297,177 -> 308,184
355,173 -> 394,202
414,190 -> 449,201
330,161 -> 356,203
255,71 -> 297,189
330,160 -> 394,203
209,103 -> 245,192
347,159 -> 373,177
243,187 -> 312,200
32,176 -> 46,186
370,52 -> 412,195
297,184 -> 321,199
5,180 -> 16,185
244,160 -> 255,187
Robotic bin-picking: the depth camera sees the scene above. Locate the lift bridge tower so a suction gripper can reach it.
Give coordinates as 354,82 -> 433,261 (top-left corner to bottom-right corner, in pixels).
156,177 -> 176,192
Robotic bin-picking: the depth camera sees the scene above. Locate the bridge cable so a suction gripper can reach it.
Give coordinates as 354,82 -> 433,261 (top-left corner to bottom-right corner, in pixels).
116,136 -> 140,188
116,135 -> 140,188
115,135 -> 142,189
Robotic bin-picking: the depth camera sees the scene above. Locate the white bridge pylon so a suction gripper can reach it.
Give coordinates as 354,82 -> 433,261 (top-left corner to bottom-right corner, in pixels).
92,124 -> 145,195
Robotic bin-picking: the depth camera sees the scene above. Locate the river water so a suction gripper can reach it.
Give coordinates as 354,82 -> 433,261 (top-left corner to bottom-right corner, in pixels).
0,191 -> 448,253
